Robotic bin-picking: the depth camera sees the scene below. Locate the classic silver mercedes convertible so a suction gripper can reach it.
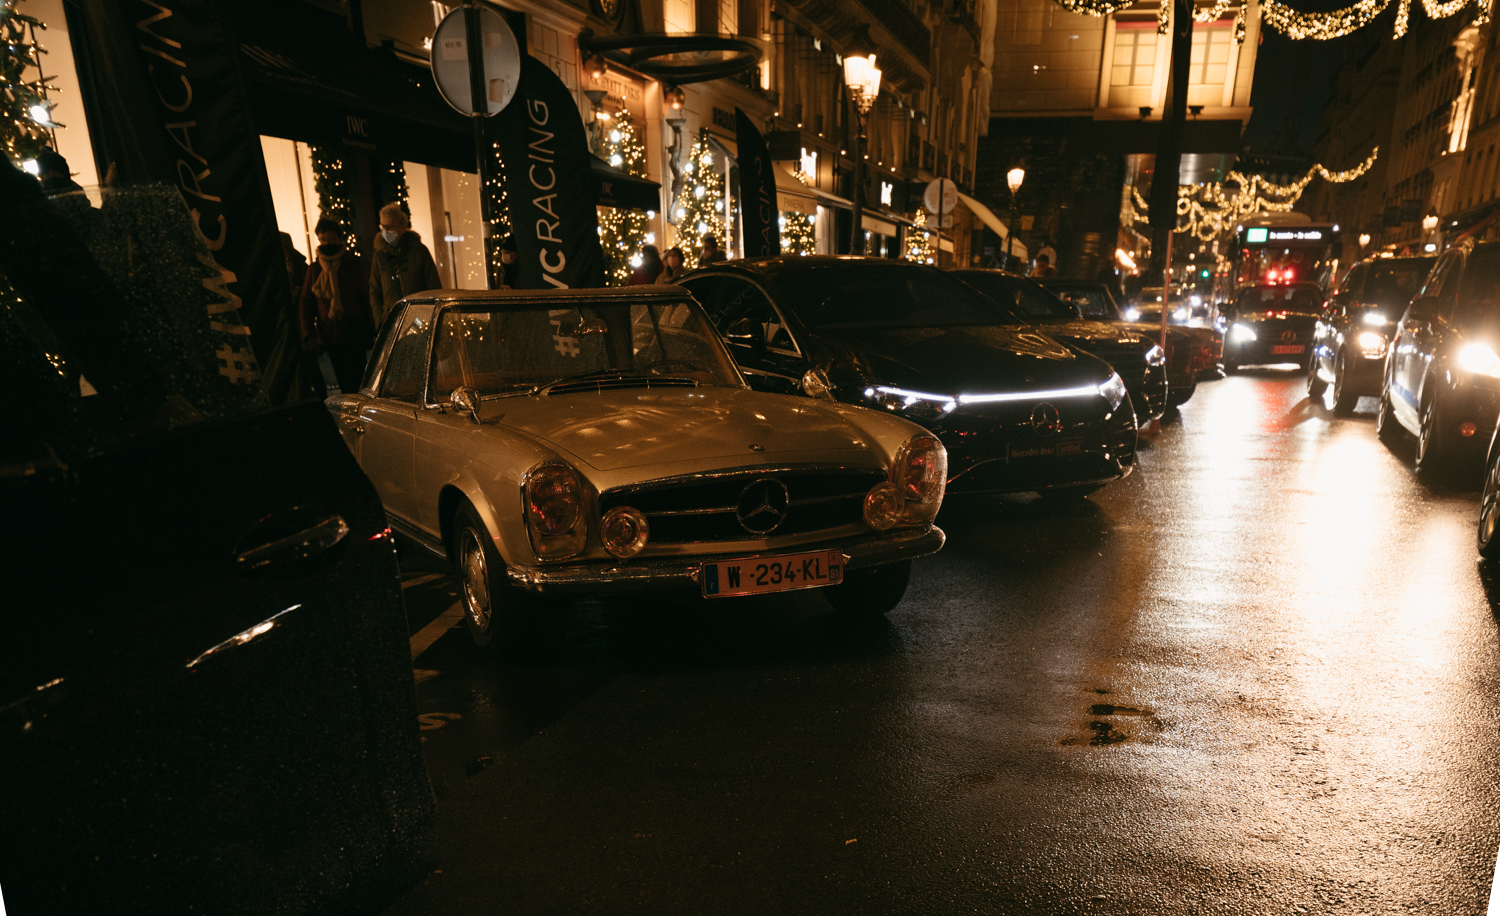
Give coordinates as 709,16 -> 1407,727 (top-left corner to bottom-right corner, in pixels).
327,287 -> 946,653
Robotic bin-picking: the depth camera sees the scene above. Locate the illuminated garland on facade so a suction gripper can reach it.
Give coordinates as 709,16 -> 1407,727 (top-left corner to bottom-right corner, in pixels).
903,208 -> 935,264
1045,0 -> 1481,42
1,3 -> 55,167
671,129 -> 727,267
1133,148 -> 1379,245
597,114 -> 653,286
309,145 -> 357,251
483,140 -> 512,288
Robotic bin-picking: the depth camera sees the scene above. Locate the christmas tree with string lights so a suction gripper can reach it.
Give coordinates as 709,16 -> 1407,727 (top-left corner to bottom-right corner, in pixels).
779,211 -> 815,256
597,114 -> 652,285
671,129 -> 726,267
904,209 -> 935,264
309,145 -> 357,251
0,2 -> 56,168
483,139 -> 512,287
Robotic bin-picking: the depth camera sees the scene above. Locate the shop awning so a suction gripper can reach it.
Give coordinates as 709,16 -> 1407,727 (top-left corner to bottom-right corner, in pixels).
862,213 -> 899,236
591,156 -> 662,211
774,164 -> 817,214
226,0 -> 477,172
959,192 -> 1026,260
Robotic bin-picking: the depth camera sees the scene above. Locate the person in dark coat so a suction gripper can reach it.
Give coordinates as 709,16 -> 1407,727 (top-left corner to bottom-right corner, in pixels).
657,246 -> 686,284
499,236 -> 519,288
369,202 -> 442,329
699,234 -> 727,265
629,244 -> 663,285
301,216 -> 374,394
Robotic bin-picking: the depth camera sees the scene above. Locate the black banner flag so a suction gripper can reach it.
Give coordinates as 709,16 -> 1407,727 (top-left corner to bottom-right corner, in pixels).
735,108 -> 780,259
72,0 -> 294,395
495,56 -> 606,289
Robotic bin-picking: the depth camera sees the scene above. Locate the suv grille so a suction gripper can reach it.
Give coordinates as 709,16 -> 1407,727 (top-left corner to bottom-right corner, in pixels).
600,467 -> 886,544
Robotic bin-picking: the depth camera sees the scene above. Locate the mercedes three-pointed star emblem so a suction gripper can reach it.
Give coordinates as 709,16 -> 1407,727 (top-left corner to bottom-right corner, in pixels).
1030,402 -> 1062,436
736,478 -> 790,535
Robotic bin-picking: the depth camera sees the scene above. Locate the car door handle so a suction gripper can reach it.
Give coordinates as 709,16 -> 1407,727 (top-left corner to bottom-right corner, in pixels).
235,514 -> 350,571
338,415 -> 366,434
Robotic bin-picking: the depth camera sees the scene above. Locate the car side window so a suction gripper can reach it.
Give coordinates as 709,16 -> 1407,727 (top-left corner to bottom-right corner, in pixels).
1421,252 -> 1462,314
379,304 -> 436,403
709,279 -> 799,355
361,302 -> 405,394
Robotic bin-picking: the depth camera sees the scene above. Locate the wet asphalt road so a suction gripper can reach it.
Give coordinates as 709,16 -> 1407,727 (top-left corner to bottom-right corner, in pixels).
384,368 -> 1500,915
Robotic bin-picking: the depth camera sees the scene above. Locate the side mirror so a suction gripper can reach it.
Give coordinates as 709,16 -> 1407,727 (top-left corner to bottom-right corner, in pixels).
450,386 -> 481,424
1407,295 -> 1440,321
801,368 -> 835,400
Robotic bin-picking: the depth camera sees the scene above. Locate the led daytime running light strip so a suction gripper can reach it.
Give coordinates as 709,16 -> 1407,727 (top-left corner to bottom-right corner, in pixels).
868,384 -> 1101,406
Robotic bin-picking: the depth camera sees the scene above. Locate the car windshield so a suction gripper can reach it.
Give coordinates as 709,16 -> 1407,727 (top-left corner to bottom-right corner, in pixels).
1456,247 -> 1500,330
1046,284 -> 1117,319
1365,259 -> 1432,307
772,263 -> 1009,329
954,272 -> 1077,320
427,300 -> 743,400
1238,287 -> 1322,311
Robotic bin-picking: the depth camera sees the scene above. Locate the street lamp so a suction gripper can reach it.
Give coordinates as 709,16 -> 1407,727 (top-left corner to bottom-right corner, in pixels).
1006,167 -> 1025,270
842,52 -> 881,255
1359,232 -> 1371,249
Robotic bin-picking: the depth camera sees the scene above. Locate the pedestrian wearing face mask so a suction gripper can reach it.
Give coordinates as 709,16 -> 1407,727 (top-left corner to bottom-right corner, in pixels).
499,236 -> 519,288
369,202 -> 442,329
300,216 -> 373,394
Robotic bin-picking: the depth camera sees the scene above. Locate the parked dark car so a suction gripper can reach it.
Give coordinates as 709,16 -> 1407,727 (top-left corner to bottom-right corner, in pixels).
1220,283 -> 1322,372
949,268 -> 1168,422
0,176 -> 435,913
1378,241 -> 1500,476
1040,278 -> 1220,407
678,257 -> 1138,499
1308,255 -> 1434,413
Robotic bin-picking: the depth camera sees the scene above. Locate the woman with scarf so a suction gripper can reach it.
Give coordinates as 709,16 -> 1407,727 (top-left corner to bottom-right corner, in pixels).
300,216 -> 374,395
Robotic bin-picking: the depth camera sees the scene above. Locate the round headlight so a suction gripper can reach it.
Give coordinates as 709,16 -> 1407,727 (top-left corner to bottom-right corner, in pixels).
601,506 -> 650,558
863,482 -> 903,531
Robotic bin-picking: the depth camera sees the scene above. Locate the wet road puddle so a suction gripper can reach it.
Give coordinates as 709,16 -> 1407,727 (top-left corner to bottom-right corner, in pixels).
1060,699 -> 1162,746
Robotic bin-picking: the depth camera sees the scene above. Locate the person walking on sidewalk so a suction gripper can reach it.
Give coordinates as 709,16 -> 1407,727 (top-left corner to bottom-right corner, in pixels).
369,202 -> 442,330
300,216 -> 374,395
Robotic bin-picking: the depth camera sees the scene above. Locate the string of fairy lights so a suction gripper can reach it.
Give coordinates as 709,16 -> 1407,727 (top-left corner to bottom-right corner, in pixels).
483,139 -> 512,288
597,112 -> 653,285
1052,0 -> 1486,42
0,2 -> 57,169
671,129 -> 727,268
1127,148 -> 1379,266
308,145 -> 358,251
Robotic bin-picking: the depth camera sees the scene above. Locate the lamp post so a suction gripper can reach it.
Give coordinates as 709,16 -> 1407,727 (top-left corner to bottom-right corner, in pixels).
842,52 -> 882,256
1005,167 -> 1024,270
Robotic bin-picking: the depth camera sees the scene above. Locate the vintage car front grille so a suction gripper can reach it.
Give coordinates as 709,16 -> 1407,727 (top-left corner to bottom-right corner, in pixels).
600,467 -> 887,544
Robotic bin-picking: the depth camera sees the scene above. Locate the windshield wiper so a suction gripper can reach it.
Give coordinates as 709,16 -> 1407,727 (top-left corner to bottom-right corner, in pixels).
532,369 -> 638,395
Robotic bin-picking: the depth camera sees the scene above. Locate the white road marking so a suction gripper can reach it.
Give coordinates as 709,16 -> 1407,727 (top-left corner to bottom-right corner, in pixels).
1487,841 -> 1500,916
402,573 -> 446,589
410,601 -> 465,660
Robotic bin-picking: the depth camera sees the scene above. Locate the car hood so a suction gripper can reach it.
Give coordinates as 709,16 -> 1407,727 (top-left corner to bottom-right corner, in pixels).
1235,308 -> 1319,324
1023,319 -> 1151,348
485,386 -> 875,471
813,324 -> 1111,394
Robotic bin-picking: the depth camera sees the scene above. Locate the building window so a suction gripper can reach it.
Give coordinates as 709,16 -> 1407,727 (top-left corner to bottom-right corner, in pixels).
1111,28 -> 1157,87
664,0 -> 694,34
1190,27 -> 1232,86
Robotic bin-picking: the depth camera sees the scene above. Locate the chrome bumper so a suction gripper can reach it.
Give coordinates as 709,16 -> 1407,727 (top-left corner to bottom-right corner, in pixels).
506,525 -> 945,595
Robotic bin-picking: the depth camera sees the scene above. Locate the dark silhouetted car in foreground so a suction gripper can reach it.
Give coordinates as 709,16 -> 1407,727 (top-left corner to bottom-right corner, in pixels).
1040,278 -> 1220,407
949,268 -> 1168,422
1220,283 -> 1322,372
1308,255 -> 1433,413
679,256 -> 1138,499
0,176 -> 435,914
1379,241 -> 1500,478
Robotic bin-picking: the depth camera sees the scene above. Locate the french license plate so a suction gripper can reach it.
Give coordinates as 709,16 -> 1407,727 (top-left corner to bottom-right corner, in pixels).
1270,344 -> 1305,354
701,549 -> 844,598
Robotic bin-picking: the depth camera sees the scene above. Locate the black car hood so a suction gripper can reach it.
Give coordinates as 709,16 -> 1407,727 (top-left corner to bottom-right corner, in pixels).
1023,319 -> 1152,349
813,324 -> 1112,394
1236,308 -> 1320,325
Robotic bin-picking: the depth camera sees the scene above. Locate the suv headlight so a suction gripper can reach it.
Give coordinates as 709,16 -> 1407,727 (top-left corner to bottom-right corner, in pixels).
523,462 -> 587,559
864,385 -> 958,421
1356,330 -> 1387,356
1098,372 -> 1127,411
1459,343 -> 1500,378
865,434 -> 947,529
1230,323 -> 1257,343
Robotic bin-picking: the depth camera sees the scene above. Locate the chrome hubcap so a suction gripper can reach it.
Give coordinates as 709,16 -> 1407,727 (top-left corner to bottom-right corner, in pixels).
460,530 -> 492,632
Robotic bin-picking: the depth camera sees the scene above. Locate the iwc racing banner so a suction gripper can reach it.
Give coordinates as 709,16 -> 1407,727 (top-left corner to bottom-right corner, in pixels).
735,108 -> 779,259
495,56 -> 606,289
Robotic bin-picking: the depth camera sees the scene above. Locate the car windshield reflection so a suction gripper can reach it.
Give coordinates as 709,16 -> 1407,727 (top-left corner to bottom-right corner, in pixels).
427,300 -> 745,401
772,263 -> 1009,330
